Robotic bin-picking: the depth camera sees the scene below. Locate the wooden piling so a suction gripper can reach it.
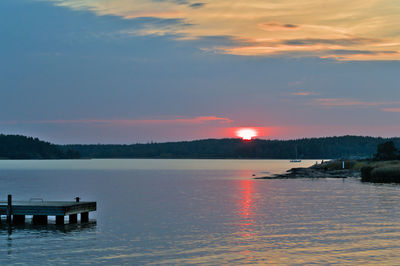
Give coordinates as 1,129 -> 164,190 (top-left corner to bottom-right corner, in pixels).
7,194 -> 12,225
13,215 -> 25,224
32,215 -> 48,225
69,214 -> 77,224
56,216 -> 65,225
81,212 -> 89,223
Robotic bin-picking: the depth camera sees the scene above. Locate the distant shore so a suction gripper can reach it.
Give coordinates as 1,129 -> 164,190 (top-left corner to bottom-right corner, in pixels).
3,133 -> 400,160
256,165 -> 360,179
257,159 -> 400,184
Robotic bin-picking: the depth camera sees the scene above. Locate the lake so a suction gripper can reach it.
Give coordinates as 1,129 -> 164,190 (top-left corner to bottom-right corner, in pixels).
1,159 -> 400,264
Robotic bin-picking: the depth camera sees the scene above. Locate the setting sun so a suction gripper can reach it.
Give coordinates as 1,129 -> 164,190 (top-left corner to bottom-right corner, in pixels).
237,128 -> 257,140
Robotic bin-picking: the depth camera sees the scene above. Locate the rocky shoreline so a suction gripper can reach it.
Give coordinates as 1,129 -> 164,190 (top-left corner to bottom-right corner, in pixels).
256,165 -> 361,179
255,141 -> 400,182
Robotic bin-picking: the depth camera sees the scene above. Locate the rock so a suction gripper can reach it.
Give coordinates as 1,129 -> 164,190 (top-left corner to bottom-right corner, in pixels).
256,167 -> 360,179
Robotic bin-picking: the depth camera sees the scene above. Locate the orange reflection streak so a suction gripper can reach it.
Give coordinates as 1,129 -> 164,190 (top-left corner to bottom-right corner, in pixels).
234,176 -> 259,259
239,180 -> 252,218
236,176 -> 257,238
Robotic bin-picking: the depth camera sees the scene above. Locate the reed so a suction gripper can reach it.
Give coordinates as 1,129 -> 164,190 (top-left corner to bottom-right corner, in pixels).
360,162 -> 400,183
369,166 -> 400,183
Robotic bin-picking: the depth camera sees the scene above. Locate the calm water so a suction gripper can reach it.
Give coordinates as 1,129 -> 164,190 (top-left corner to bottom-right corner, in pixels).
1,159 -> 400,264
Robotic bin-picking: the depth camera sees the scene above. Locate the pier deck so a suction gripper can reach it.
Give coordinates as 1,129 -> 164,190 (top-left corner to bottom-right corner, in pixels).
0,201 -> 96,216
0,195 -> 96,225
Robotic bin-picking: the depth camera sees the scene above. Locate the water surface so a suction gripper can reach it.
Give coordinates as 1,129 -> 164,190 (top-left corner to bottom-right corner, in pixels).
1,159 -> 400,264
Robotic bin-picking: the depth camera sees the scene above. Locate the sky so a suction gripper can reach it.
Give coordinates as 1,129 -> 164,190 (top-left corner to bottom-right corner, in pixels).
1,0 -> 400,143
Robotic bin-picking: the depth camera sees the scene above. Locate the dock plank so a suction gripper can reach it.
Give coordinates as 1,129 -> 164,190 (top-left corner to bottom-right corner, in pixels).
0,201 -> 96,216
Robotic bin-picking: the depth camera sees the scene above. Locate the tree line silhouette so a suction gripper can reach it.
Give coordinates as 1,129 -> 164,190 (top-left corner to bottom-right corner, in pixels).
0,134 -> 80,159
64,135 -> 399,159
1,134 -> 399,159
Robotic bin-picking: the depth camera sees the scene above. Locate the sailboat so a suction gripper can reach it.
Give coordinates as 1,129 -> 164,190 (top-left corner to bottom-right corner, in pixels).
290,146 -> 302,162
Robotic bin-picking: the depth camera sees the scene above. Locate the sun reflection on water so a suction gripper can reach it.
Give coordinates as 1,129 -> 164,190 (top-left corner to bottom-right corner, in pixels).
236,179 -> 257,238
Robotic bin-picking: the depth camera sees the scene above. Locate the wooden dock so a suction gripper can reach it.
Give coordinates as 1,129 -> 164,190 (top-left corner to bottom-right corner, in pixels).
0,195 -> 96,225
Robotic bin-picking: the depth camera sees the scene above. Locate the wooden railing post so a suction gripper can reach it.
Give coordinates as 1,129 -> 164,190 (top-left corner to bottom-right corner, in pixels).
7,194 -> 12,225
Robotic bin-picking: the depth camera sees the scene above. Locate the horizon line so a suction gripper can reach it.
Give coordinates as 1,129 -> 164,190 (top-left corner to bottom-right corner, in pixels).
2,133 -> 399,145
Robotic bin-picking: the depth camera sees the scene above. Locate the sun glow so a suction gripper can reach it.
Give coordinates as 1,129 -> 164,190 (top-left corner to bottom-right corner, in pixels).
237,128 -> 257,140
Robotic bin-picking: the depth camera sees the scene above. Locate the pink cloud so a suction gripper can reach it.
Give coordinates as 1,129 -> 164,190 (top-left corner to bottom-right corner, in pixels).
381,108 -> 400,112
314,98 -> 398,107
2,116 -> 233,126
291,91 -> 315,96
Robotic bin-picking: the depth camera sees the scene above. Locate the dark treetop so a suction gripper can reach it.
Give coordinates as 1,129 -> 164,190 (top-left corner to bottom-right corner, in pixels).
0,134 -> 80,159
63,135 -> 399,159
2,134 -> 399,159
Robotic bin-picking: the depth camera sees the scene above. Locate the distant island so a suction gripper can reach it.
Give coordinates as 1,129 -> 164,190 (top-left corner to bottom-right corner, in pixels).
2,133 -> 400,183
63,135 -> 399,159
1,134 -> 399,159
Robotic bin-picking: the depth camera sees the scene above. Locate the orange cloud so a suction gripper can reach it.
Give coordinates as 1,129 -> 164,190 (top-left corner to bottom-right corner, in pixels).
1,116 -> 233,126
259,22 -> 299,31
48,0 -> 400,60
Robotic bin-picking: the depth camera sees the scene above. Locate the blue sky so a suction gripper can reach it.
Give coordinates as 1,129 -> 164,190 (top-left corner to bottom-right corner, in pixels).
1,0 -> 400,143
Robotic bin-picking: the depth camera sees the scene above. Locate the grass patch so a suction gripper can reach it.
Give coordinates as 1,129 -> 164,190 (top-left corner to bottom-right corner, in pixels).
360,166 -> 374,182
370,167 -> 400,183
360,160 -> 400,183
314,159 -> 400,183
352,161 -> 368,170
318,160 -> 359,170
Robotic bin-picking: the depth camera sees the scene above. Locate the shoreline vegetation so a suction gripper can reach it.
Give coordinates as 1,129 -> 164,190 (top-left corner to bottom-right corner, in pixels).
1,134 -> 400,183
2,134 -> 400,160
258,141 -> 400,184
0,135 -> 80,159
64,135 -> 398,159
256,161 -> 361,179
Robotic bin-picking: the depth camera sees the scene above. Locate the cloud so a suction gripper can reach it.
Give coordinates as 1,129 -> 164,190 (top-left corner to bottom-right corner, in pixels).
291,92 -> 315,96
330,49 -> 396,55
189,2 -> 205,8
1,116 -> 233,126
381,108 -> 400,113
46,0 -> 400,60
288,81 -> 303,87
283,37 -> 377,46
259,22 -> 299,31
314,98 -> 400,107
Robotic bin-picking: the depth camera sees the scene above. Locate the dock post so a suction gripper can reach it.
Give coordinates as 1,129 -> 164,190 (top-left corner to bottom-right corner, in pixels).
7,194 -> 12,225
69,214 -> 77,223
32,215 -> 48,225
56,216 -> 64,225
81,212 -> 89,223
13,215 -> 25,224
